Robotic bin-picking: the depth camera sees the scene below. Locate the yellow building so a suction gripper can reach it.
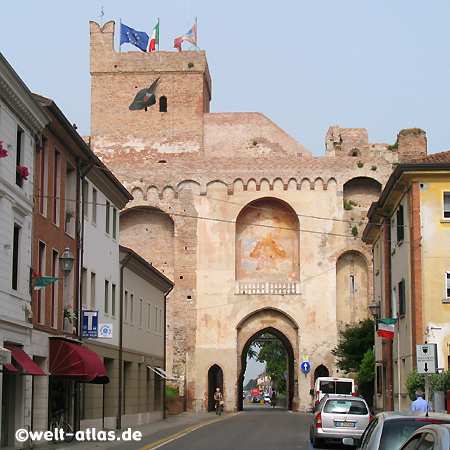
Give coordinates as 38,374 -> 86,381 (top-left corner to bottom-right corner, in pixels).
363,150 -> 450,411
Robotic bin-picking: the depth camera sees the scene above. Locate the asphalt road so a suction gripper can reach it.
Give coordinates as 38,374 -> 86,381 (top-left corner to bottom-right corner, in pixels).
139,403 -> 349,450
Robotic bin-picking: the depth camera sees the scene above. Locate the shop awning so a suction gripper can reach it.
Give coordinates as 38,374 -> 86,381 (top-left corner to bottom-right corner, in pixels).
147,365 -> 176,381
4,345 -> 46,375
50,340 -> 109,384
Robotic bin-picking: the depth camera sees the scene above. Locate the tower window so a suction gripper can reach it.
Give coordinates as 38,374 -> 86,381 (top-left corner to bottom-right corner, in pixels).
159,96 -> 167,113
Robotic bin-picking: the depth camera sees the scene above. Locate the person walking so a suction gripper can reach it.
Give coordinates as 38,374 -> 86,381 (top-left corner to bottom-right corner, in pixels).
411,389 -> 431,412
214,388 -> 224,415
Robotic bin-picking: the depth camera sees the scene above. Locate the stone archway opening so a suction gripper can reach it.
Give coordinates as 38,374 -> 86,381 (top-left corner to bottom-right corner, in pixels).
238,326 -> 295,412
207,364 -> 223,412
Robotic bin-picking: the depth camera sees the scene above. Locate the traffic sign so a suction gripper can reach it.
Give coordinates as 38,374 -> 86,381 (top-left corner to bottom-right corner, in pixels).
416,344 -> 437,374
301,362 -> 311,372
303,354 -> 309,362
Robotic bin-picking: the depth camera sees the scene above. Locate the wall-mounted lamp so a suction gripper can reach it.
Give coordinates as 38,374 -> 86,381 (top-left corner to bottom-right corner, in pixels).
369,299 -> 380,320
59,247 -> 75,282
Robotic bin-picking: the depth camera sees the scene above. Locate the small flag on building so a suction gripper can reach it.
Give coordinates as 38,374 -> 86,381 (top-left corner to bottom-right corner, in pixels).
377,318 -> 395,339
120,23 -> 149,52
174,23 -> 197,51
149,22 -> 159,52
33,272 -> 61,290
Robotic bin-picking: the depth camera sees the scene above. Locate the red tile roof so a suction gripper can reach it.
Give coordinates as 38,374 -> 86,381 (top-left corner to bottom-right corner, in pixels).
406,151 -> 450,163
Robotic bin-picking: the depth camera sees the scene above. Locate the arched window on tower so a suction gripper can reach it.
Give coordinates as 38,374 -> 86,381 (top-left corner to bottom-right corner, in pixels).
159,96 -> 167,113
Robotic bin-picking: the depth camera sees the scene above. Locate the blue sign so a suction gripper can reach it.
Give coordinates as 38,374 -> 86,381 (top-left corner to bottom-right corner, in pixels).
284,372 -> 287,379
301,362 -> 311,372
82,311 -> 98,338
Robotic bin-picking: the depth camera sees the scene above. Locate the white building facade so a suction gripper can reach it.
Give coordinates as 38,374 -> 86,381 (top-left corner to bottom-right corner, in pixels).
0,53 -> 49,447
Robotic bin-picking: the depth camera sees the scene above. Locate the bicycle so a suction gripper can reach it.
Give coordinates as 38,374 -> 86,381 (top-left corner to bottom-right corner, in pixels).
49,409 -> 74,443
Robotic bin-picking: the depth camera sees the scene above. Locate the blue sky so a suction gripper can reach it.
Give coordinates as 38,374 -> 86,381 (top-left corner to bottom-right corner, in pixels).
1,1 -> 449,156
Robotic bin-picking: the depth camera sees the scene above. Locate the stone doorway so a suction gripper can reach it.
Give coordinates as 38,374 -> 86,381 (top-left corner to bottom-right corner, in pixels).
207,364 -> 223,412
236,308 -> 299,412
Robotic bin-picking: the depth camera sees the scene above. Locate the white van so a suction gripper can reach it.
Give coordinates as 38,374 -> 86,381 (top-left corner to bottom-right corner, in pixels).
310,377 -> 355,405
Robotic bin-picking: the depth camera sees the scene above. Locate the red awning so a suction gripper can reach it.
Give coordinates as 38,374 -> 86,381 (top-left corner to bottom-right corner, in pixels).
5,345 -> 46,375
49,339 -> 109,384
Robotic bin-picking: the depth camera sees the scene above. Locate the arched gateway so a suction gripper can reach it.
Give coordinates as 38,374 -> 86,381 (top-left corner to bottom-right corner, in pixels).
236,308 -> 299,411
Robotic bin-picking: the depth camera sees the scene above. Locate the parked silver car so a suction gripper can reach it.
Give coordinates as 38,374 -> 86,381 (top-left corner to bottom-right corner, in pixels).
343,411 -> 450,450
398,423 -> 450,450
309,394 -> 372,448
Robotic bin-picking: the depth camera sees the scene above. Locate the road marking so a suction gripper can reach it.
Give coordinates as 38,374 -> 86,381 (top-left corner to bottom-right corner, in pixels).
139,413 -> 239,450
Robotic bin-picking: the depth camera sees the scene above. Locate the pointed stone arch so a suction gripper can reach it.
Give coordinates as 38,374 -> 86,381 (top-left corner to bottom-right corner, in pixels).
236,307 -> 299,411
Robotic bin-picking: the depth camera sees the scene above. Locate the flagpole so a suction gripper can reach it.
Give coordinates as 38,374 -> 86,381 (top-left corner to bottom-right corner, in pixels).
195,16 -> 198,48
158,17 -> 160,52
119,18 -> 122,53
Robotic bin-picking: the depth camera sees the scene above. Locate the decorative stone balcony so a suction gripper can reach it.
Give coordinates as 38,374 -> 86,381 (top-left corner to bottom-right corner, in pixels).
235,281 -> 300,295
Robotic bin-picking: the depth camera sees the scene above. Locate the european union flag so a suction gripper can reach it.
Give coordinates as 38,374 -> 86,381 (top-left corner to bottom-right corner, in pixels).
120,23 -> 149,52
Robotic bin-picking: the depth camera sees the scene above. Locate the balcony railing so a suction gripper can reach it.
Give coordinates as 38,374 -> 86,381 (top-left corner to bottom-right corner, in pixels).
235,281 -> 300,295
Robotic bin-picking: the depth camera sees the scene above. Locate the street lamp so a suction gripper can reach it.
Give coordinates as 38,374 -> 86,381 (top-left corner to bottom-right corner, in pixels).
59,247 -> 75,279
369,299 -> 380,320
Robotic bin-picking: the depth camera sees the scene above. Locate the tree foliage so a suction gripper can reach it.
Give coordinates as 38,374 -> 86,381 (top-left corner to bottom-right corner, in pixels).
243,378 -> 257,391
357,349 -> 375,384
405,369 -> 425,401
331,319 -> 374,374
251,334 -> 287,395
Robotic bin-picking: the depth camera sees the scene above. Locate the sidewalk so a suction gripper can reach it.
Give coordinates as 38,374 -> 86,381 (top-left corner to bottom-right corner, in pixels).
27,411 -> 231,450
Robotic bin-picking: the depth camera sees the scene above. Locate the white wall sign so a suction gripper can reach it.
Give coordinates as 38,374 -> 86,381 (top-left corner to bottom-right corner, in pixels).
98,323 -> 113,339
416,344 -> 437,374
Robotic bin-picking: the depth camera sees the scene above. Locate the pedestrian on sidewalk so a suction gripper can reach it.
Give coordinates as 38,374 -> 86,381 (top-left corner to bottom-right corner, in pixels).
411,389 -> 431,412
214,388 -> 224,415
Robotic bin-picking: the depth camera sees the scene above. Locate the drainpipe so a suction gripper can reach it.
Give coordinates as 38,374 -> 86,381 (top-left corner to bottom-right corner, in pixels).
163,285 -> 174,419
118,253 -> 132,429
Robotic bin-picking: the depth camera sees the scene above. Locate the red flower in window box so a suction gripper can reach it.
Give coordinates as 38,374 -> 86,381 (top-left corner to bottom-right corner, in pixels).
16,165 -> 29,180
0,141 -> 7,158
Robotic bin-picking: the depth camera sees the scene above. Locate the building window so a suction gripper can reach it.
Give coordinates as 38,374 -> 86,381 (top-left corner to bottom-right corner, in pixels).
82,180 -> 89,219
104,280 -> 109,314
147,303 -> 151,331
124,290 -> 129,323
396,204 -> 404,243
444,193 -> 450,219
53,150 -> 61,224
159,96 -> 167,112
350,275 -> 355,294
112,208 -> 117,239
39,136 -> 48,215
51,250 -> 58,328
446,271 -> 450,300
92,188 -> 97,225
36,240 -> 45,322
81,267 -> 88,307
376,365 -> 383,394
399,279 -> 406,317
139,298 -> 143,328
130,294 -> 134,325
15,126 -> 24,187
90,272 -> 96,309
106,201 -> 110,234
65,162 -> 76,234
12,224 -> 21,291
111,283 -> 116,317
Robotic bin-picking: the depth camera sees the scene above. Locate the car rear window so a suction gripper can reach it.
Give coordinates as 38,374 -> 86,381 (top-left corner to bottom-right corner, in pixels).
336,382 -> 353,394
319,380 -> 353,395
380,419 -> 450,450
324,399 -> 368,415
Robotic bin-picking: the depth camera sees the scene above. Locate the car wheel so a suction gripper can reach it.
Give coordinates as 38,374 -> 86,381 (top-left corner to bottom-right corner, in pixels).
312,437 -> 322,448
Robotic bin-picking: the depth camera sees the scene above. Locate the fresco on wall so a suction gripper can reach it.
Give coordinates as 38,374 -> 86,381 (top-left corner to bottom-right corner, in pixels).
236,199 -> 299,281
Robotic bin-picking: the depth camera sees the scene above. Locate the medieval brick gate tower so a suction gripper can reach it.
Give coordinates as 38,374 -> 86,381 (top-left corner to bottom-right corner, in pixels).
89,21 -> 427,412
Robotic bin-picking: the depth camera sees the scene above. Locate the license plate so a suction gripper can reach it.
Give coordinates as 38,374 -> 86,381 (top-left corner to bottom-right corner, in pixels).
335,421 -> 355,428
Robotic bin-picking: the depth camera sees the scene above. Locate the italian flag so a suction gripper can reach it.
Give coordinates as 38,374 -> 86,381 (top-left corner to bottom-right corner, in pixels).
33,272 -> 61,290
377,318 -> 395,339
149,22 -> 159,52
